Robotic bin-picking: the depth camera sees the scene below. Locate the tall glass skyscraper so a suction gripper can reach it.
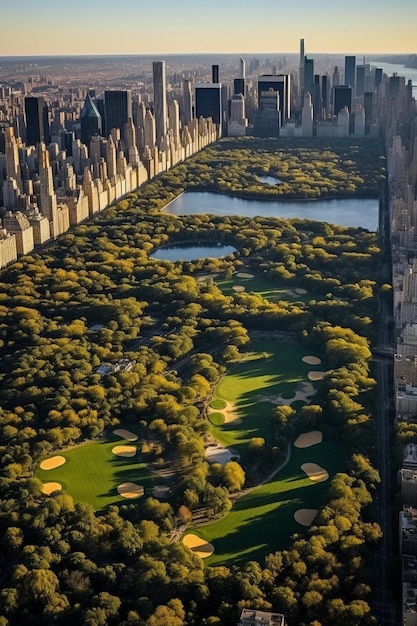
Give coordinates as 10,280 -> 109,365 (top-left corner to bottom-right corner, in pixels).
104,90 -> 132,141
152,61 -> 168,147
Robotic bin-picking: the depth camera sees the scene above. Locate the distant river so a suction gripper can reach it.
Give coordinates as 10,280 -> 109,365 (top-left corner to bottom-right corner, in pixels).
163,191 -> 379,230
370,61 -> 417,97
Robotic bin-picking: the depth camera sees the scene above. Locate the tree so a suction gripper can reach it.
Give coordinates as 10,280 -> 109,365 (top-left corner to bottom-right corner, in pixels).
221,461 -> 245,492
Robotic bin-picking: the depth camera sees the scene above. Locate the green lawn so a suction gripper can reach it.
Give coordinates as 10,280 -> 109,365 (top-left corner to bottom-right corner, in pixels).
35,431 -> 160,511
187,439 -> 342,566
216,271 -> 311,303
209,340 -> 322,461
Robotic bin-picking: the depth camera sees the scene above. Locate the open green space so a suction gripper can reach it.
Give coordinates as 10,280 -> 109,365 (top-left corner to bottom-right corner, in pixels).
209,340 -> 322,460
35,431 -> 159,511
216,271 -> 312,303
187,439 -> 343,566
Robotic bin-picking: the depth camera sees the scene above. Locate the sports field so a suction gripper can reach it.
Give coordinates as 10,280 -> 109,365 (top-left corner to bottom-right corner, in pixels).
35,430 -> 159,511
216,270 -> 311,303
209,340 -> 323,461
187,438 -> 342,566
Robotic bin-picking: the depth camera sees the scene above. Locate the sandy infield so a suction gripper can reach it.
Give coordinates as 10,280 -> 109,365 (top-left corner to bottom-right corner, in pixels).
301,463 -> 329,482
294,431 -> 323,448
295,288 -> 308,294
236,272 -> 254,278
308,371 -> 326,381
232,285 -> 246,292
208,401 -> 240,424
42,482 -> 62,495
183,534 -> 214,558
294,508 -> 319,526
113,429 -> 138,442
40,456 -> 66,470
302,355 -> 321,365
112,445 -> 137,457
117,482 -> 144,498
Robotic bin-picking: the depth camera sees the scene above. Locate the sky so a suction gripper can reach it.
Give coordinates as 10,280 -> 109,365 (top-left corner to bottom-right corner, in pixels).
1,0 -> 416,57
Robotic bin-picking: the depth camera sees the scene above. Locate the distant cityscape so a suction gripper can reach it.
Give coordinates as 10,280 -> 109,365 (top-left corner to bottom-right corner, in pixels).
0,45 -> 412,267
3,42 -> 417,624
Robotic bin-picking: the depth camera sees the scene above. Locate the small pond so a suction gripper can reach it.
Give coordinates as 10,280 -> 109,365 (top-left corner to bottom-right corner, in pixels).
149,242 -> 237,262
258,175 -> 283,185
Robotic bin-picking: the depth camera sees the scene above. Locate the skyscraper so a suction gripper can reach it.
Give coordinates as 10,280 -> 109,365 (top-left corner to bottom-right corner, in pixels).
344,56 -> 356,89
257,75 -> 291,122
25,97 -> 50,146
104,90 -> 132,141
304,57 -> 314,95
194,84 -> 222,125
80,93 -> 102,145
356,65 -> 365,97
333,85 -> 352,116
152,61 -> 168,147
299,39 -> 305,99
182,79 -> 193,125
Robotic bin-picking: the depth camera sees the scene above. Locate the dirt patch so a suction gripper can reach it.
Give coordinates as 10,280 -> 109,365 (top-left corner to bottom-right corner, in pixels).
40,456 -> 66,470
236,272 -> 254,278
308,371 -> 326,381
112,445 -> 137,457
294,431 -> 323,448
117,482 -> 144,498
205,443 -> 237,465
113,428 -> 138,442
232,285 -> 246,292
301,463 -> 329,482
42,482 -> 62,495
295,288 -> 308,295
302,355 -> 321,366
294,508 -> 318,526
183,533 -> 214,558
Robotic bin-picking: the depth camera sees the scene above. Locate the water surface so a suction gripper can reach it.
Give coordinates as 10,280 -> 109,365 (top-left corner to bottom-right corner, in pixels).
163,191 -> 379,230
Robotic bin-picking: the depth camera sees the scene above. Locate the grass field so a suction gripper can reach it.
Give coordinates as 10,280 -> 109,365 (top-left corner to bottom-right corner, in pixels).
209,340 -> 322,461
35,431 -> 159,511
187,438 -> 342,566
216,271 -> 312,303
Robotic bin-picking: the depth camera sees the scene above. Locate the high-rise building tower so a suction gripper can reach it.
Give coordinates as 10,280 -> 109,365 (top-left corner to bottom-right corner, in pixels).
152,61 -> 168,147
5,127 -> 22,192
194,84 -> 222,125
144,108 -> 156,149
299,39 -> 305,98
257,75 -> 291,121
25,97 -> 50,146
104,90 -> 132,141
333,85 -> 352,116
182,79 -> 193,125
212,65 -> 219,84
38,146 -> 58,237
356,65 -> 365,97
80,93 -> 102,145
344,56 -> 356,89
234,57 -> 246,97
304,56 -> 314,96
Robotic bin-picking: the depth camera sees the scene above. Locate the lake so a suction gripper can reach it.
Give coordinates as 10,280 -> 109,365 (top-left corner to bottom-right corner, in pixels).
149,242 -> 237,262
258,175 -> 283,185
163,191 -> 379,230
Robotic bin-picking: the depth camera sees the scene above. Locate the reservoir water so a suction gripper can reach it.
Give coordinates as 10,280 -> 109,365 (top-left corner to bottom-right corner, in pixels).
149,242 -> 237,262
163,191 -> 379,230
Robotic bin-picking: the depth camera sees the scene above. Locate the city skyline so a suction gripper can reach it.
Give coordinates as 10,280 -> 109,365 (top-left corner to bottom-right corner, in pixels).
1,0 -> 416,57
